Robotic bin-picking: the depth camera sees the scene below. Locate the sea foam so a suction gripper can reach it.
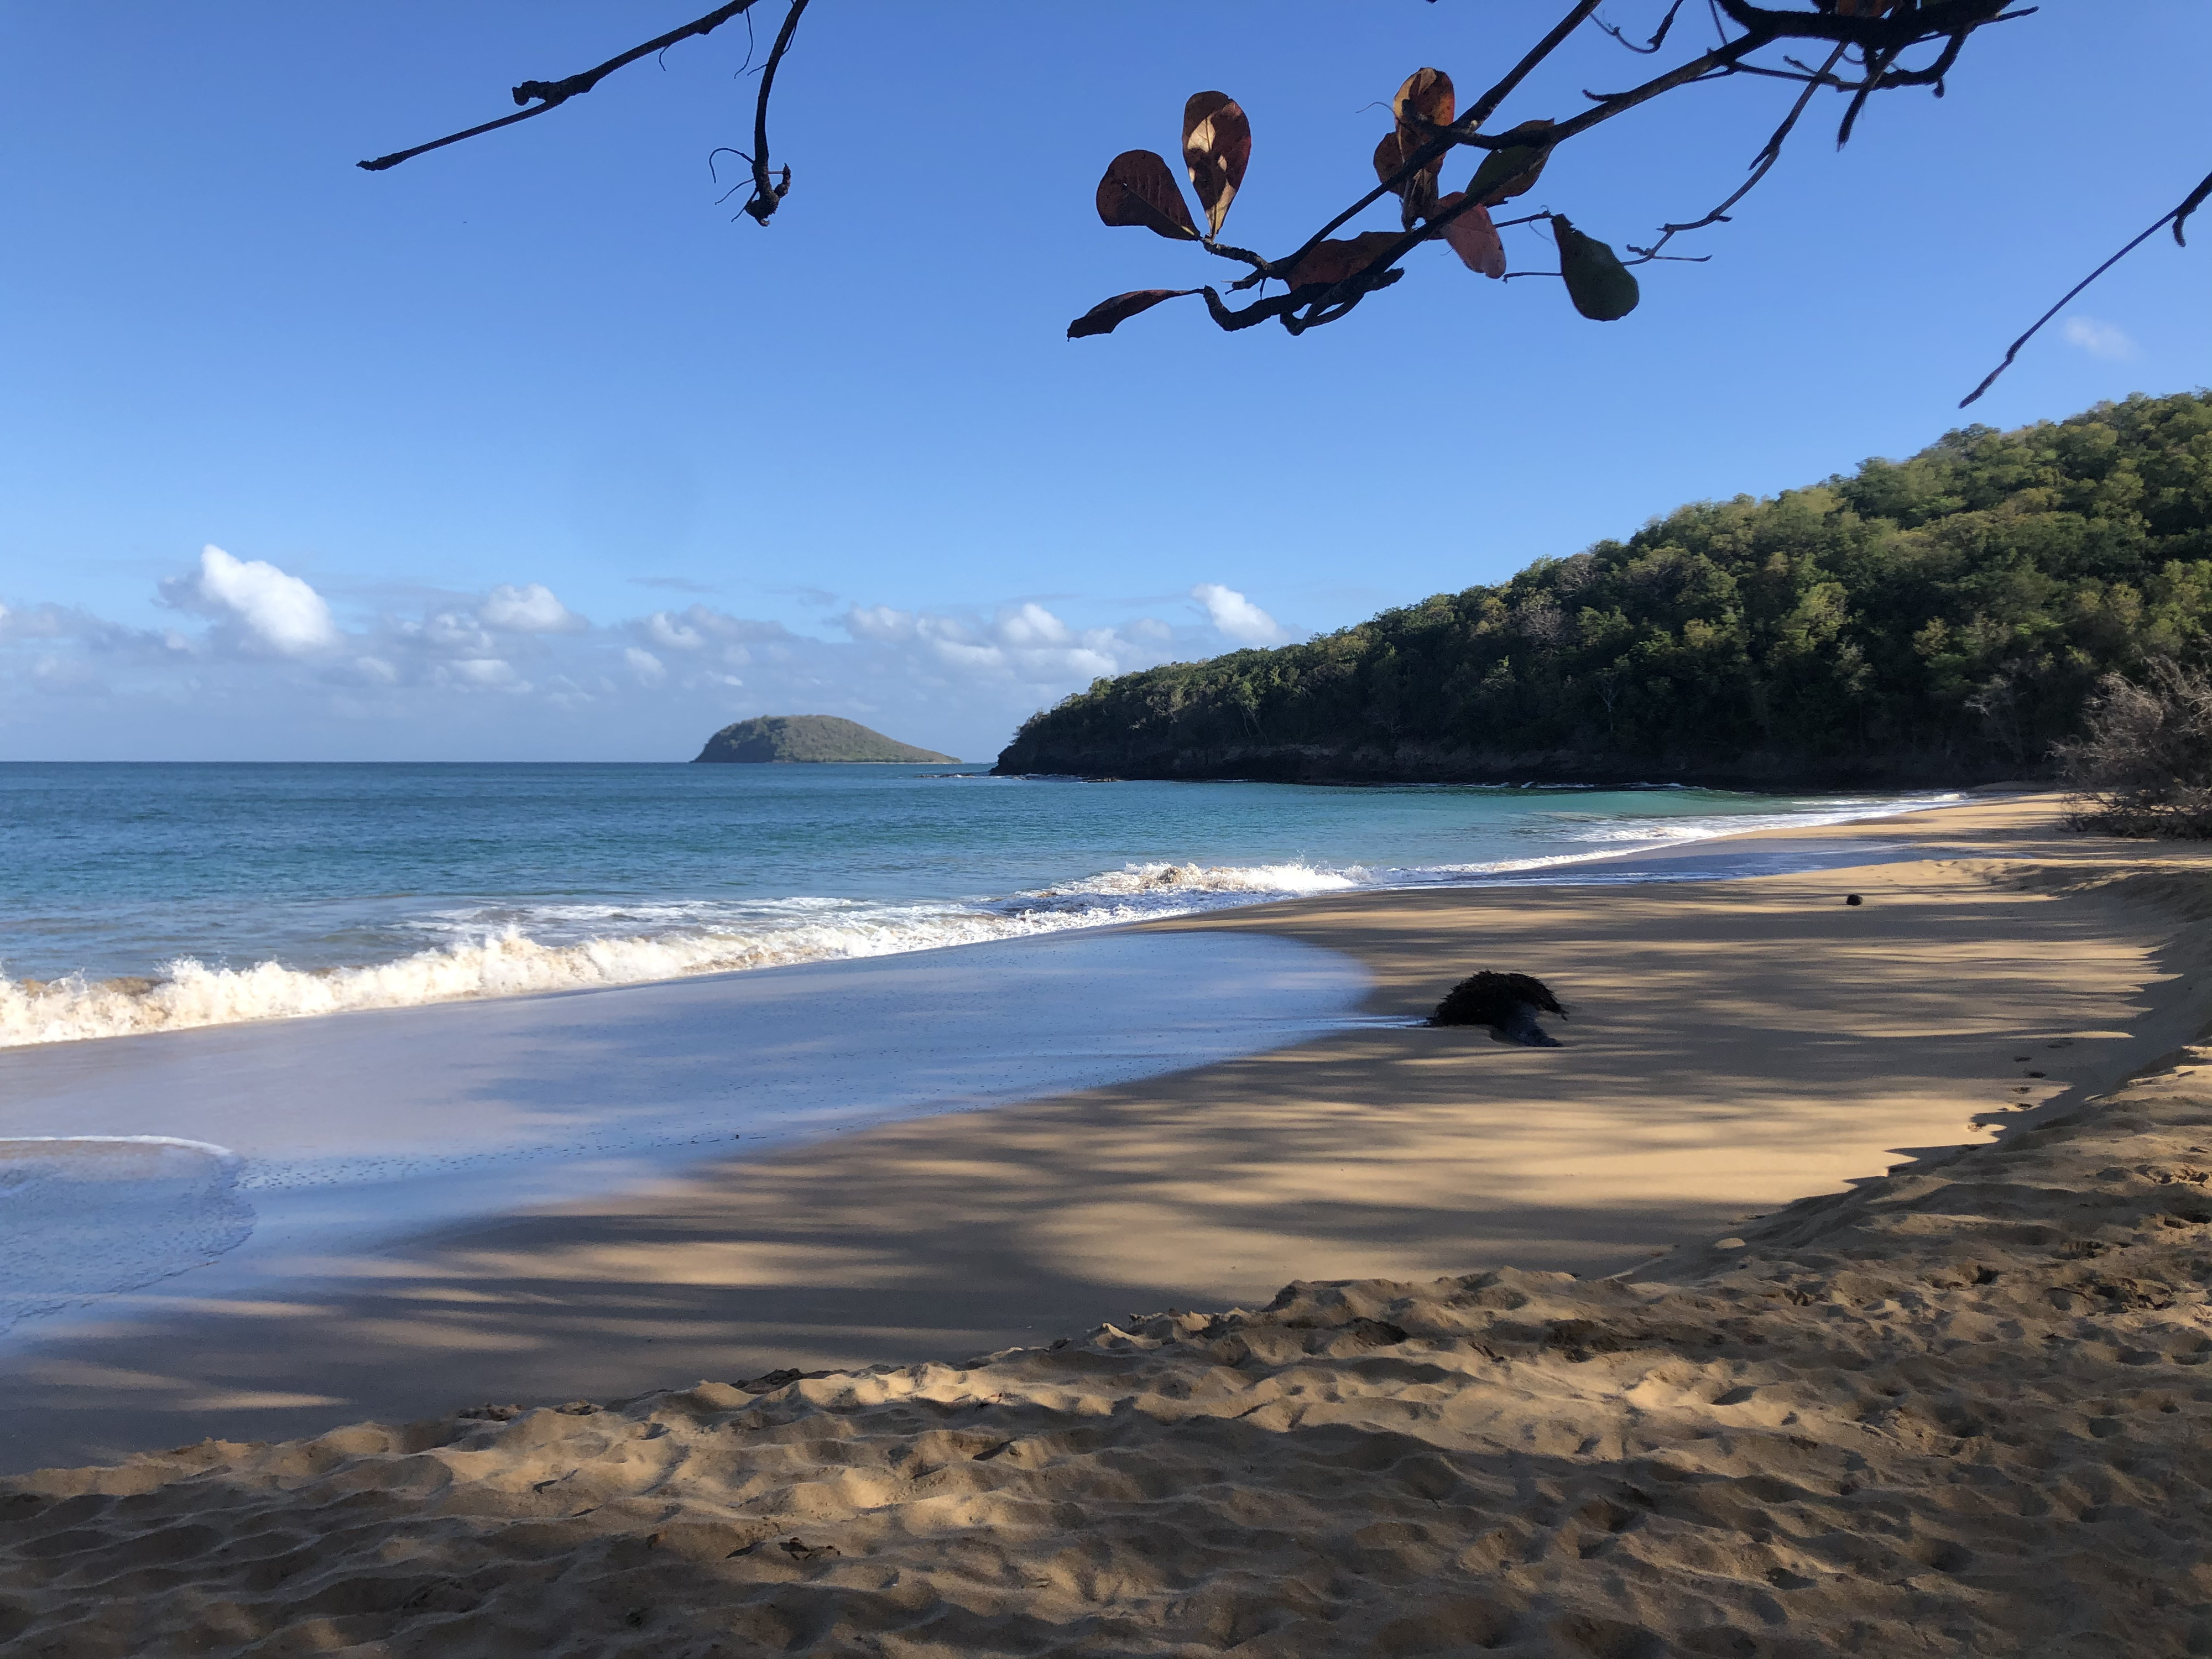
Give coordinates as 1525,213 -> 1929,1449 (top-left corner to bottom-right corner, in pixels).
0,861 -> 1359,1049
0,789 -> 1959,1051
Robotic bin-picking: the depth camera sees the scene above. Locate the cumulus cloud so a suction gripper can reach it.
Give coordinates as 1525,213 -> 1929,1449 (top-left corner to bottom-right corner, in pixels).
644,611 -> 705,650
4,545 -> 1288,758
2061,316 -> 2136,360
1192,582 -> 1285,645
164,545 -> 340,654
481,582 -> 583,633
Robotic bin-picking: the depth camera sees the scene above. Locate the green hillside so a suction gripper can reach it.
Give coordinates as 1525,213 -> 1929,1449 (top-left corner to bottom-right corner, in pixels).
996,392 -> 2212,787
693,715 -> 956,764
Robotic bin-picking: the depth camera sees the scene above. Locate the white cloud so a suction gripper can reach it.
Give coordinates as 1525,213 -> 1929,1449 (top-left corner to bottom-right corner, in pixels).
4,554 -> 1259,759
998,602 -> 1073,648
1192,582 -> 1284,645
171,545 -> 340,654
645,611 -> 704,650
2061,316 -> 2136,360
844,604 -> 914,642
481,582 -> 582,633
418,612 -> 493,653
442,657 -> 523,689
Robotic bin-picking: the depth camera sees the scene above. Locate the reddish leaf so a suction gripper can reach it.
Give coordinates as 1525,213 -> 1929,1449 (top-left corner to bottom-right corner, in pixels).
1066,288 -> 1199,339
1095,150 -> 1199,241
1373,128 -> 1437,196
1182,92 -> 1251,238
1468,119 -> 1555,206
1373,130 -> 1439,228
1392,67 -> 1455,134
1284,230 -> 1403,289
1434,192 -> 1505,279
1377,68 -> 1453,215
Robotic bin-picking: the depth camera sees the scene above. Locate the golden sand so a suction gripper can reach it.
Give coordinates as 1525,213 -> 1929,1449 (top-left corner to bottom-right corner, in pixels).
6,796 -> 2212,1654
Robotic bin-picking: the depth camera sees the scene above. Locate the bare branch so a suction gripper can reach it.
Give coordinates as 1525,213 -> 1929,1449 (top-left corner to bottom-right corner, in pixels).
1960,165 -> 2212,407
1629,42 -> 1845,262
1596,0 -> 1689,54
1713,0 -> 2014,48
738,0 -> 810,225
1463,1 -> 1609,130
359,1 -> 767,173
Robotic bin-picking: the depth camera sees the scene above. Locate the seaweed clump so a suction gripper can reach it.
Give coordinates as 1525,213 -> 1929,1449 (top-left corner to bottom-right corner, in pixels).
1430,972 -> 1566,1046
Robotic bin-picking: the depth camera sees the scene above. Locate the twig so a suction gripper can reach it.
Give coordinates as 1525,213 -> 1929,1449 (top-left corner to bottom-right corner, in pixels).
359,0 -> 767,173
1630,42 -> 1845,262
739,0 -> 809,225
1597,0 -> 1688,55
1960,167 -> 2212,407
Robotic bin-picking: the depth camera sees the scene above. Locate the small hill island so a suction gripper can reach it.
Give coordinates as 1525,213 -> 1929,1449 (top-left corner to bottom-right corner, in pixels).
692,714 -> 957,764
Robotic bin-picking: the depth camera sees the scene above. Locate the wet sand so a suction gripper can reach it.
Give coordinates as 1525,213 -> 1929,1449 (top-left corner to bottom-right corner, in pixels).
1,795 -> 2203,1480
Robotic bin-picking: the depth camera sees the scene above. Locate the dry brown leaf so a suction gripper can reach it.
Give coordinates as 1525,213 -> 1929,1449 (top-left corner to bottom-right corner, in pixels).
1377,68 -> 1453,214
1182,92 -> 1251,238
1392,67 -> 1454,134
1066,288 -> 1199,340
1372,129 -> 1436,195
1468,119 -> 1555,206
1094,150 -> 1199,241
1284,231 -> 1403,289
1434,192 -> 1505,279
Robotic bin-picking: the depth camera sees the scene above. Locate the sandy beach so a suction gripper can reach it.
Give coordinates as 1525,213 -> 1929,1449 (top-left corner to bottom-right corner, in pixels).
7,794 -> 2212,1654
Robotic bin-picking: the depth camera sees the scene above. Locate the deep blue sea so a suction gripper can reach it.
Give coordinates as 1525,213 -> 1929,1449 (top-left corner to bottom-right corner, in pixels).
0,762 -> 1954,1047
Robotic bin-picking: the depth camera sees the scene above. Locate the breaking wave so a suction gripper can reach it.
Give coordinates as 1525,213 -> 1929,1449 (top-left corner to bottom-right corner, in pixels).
0,790 -> 1961,1051
0,863 -> 1360,1050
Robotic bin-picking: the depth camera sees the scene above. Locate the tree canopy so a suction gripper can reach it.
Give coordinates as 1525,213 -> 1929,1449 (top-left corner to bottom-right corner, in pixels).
993,392 -> 2212,786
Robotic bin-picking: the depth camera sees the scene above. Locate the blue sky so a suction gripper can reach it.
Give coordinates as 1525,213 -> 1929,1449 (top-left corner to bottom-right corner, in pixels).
2,1 -> 2207,761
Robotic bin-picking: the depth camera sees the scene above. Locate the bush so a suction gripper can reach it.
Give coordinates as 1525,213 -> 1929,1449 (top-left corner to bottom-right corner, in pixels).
2057,658 -> 2212,838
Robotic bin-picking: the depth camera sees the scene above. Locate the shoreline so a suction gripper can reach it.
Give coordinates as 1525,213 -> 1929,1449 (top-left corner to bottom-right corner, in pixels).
1,781 -> 1966,1052
1,794 -> 2203,1470
7,794 -> 2212,1648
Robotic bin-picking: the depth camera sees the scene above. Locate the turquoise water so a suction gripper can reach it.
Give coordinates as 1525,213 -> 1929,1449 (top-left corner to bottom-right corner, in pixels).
0,762 -> 1952,1046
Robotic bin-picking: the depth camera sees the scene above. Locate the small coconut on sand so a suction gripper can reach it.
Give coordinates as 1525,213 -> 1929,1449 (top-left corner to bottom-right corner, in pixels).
7,800 -> 2212,1655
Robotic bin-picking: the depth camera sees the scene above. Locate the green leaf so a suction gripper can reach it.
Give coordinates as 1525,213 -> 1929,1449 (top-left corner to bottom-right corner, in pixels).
1552,216 -> 1640,321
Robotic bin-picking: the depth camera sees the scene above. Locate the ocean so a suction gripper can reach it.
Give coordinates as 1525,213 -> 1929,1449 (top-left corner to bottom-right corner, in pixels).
0,761 -> 1960,1357
0,761 -> 1957,1050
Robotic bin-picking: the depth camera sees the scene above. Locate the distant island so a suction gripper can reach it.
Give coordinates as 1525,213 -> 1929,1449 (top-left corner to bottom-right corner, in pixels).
995,391 -> 2212,789
693,714 -> 957,764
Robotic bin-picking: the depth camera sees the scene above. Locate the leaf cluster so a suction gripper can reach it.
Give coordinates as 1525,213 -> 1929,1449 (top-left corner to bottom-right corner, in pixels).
998,393 -> 2212,786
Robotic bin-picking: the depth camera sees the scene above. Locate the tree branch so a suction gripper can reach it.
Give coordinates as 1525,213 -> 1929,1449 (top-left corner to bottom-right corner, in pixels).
1712,0 -> 2014,48
1630,41 -> 1846,262
738,0 -> 809,225
359,0 -> 768,173
1960,165 -> 2212,407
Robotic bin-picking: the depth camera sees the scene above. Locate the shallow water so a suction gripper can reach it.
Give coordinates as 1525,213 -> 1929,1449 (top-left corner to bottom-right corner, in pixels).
0,763 -> 1958,1047
0,930 -> 1366,1332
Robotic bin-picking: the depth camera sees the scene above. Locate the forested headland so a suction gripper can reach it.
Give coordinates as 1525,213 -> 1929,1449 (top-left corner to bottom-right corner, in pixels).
995,392 -> 2212,787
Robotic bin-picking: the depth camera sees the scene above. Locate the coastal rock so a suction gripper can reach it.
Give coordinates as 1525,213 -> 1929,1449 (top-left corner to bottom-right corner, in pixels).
1431,969 -> 1566,1045
692,715 -> 956,764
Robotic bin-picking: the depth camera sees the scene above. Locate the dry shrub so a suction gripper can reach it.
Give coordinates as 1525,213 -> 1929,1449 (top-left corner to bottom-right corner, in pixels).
2057,658 -> 2212,838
